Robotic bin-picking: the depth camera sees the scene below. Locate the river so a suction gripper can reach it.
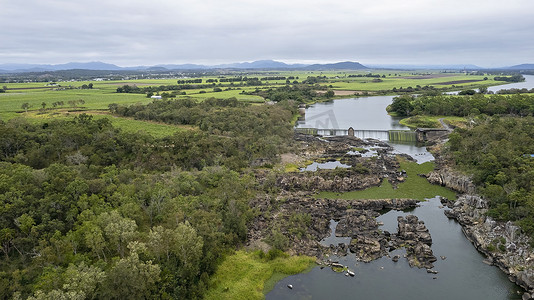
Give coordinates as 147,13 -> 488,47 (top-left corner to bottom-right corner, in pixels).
295,95 -> 433,163
267,77 -> 534,299
446,74 -> 534,95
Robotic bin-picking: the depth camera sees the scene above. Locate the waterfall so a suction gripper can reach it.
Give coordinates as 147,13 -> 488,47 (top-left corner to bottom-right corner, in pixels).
388,130 -> 417,142
295,128 -> 416,142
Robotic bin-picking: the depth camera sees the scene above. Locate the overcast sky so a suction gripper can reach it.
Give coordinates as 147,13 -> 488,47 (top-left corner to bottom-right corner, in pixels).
1,0 -> 533,67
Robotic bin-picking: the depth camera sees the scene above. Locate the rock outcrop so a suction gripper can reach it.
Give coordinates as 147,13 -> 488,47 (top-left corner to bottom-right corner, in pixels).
396,215 -> 436,269
349,234 -> 387,262
443,193 -> 534,294
276,172 -> 382,192
426,168 -> 476,194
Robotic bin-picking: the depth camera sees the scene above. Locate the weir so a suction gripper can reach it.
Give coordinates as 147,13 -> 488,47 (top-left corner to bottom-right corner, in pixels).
295,127 -> 417,142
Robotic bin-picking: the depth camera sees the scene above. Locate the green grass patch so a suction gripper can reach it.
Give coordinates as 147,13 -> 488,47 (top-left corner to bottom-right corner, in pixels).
400,115 -> 467,129
93,115 -> 190,138
443,117 -> 468,128
316,158 -> 457,201
284,160 -> 313,173
205,250 -> 315,300
400,115 -> 441,128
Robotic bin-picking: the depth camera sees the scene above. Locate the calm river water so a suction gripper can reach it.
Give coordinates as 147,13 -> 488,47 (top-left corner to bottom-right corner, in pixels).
268,77 -> 534,299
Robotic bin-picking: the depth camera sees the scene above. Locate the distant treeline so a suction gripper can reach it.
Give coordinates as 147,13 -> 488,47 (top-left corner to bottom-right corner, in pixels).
388,93 -> 534,117
217,76 -> 258,83
392,85 -> 440,93
116,79 -> 271,94
176,78 -> 203,84
249,84 -> 333,102
116,84 -> 217,94
494,74 -> 525,82
348,73 -> 384,78
115,76 -> 307,95
495,88 -> 534,94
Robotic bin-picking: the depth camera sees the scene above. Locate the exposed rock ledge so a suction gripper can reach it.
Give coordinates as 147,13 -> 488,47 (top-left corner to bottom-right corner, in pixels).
426,168 -> 476,194
435,169 -> 534,296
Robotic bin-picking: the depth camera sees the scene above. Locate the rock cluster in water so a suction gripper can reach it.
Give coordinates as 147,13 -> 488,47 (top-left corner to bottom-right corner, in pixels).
396,215 -> 436,269
329,214 -> 437,270
247,192 -> 419,257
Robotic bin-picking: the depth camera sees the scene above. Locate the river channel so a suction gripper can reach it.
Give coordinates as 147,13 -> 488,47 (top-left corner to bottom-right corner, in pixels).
267,77 -> 534,299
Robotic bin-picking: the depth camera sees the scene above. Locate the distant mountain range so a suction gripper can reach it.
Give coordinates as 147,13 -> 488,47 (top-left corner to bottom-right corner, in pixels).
1,60 -> 533,73
0,60 -> 367,73
0,62 -> 123,72
505,64 -> 534,70
366,64 -> 483,70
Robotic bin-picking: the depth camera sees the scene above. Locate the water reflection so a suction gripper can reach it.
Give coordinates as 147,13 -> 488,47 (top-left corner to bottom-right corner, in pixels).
296,96 -> 402,131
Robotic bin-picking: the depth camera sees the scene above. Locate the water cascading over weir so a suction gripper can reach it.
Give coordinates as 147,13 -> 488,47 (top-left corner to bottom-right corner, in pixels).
295,127 -> 418,142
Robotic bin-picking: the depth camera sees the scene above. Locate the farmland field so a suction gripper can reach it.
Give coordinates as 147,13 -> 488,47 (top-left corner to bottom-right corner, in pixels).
0,71 -> 511,136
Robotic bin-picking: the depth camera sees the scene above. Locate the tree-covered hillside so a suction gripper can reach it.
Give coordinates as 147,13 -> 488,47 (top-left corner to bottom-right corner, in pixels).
0,99 -> 297,299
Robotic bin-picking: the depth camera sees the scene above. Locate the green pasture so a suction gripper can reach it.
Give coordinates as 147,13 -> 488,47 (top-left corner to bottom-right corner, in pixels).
0,85 -> 265,121
0,78 -> 266,136
329,75 -> 505,92
0,83 -> 193,138
0,89 -> 148,120
15,109 -> 189,138
316,158 -> 457,201
173,88 -> 265,102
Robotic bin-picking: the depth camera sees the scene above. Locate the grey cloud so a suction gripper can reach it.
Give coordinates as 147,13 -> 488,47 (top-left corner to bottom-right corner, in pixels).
1,0 -> 533,67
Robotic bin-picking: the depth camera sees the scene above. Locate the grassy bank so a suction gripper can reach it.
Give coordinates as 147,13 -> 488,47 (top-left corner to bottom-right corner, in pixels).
399,115 -> 467,128
205,250 -> 315,300
316,158 -> 457,201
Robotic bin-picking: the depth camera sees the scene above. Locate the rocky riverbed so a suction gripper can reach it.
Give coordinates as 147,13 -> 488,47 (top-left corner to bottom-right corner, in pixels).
249,134 -> 438,273
253,132 -> 534,299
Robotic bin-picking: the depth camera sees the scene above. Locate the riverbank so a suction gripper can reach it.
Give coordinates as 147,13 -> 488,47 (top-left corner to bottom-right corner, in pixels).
427,166 -> 534,298
406,122 -> 532,299
204,250 -> 316,300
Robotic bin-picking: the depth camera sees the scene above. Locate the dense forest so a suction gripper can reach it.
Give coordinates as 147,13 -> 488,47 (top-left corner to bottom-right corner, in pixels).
0,99 -> 297,299
248,84 -> 333,102
388,94 -> 534,117
447,116 -> 534,238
